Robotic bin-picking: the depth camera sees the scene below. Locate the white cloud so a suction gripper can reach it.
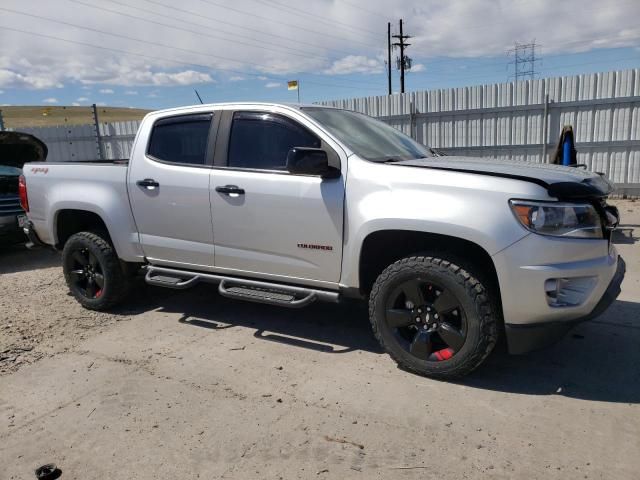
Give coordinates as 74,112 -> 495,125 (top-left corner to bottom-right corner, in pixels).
96,102 -> 106,106
72,102 -> 80,106
265,82 -> 281,88
0,69 -> 63,89
76,97 -> 89,102
42,97 -> 58,104
323,55 -> 384,75
124,90 -> 138,95
93,70 -> 214,87
99,88 -> 115,94
0,0 -> 638,94
229,76 -> 245,81
410,63 -> 426,73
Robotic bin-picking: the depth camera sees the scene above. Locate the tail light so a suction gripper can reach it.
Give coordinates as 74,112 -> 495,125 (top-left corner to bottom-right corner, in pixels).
18,174 -> 29,212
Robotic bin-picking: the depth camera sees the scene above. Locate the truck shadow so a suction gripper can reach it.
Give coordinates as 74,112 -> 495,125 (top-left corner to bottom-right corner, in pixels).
129,282 -> 380,355
129,283 -> 640,404
457,299 -> 640,404
0,244 -> 60,274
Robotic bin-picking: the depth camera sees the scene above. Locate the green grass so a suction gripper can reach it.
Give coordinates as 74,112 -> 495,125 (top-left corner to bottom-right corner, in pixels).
0,105 -> 152,129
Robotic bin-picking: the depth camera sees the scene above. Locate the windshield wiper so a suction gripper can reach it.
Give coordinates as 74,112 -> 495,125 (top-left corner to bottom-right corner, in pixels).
377,157 -> 405,163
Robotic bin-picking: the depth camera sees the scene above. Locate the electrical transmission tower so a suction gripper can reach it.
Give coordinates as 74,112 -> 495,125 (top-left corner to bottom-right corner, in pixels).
509,41 -> 540,81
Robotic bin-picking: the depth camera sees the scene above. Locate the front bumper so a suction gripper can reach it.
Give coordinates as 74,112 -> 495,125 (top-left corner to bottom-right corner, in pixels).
0,214 -> 26,245
505,256 -> 625,354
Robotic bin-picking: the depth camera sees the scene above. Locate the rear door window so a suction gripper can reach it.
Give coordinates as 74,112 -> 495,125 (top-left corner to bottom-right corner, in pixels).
148,114 -> 212,166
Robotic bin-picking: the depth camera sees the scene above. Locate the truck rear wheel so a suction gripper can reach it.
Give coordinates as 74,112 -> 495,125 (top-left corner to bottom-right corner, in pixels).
62,231 -> 132,310
369,255 -> 498,379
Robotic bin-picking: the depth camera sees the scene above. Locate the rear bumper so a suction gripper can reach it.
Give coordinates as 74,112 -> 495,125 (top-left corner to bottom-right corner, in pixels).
505,256 -> 626,354
22,219 -> 47,249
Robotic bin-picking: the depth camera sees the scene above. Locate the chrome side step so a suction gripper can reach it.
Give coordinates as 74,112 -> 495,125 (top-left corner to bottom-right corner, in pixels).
144,266 -> 339,308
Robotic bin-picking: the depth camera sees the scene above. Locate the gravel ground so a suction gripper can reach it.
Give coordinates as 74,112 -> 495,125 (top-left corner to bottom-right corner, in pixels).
0,247 -> 155,375
0,200 -> 638,479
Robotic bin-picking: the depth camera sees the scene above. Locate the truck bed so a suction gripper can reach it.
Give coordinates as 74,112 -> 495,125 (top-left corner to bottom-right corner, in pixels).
23,161 -> 141,260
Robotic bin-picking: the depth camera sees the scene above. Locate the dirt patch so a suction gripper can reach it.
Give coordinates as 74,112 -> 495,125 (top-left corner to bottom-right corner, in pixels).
0,247 -> 158,375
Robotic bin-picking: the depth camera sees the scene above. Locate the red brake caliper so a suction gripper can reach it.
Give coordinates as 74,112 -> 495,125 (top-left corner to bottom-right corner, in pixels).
429,348 -> 454,361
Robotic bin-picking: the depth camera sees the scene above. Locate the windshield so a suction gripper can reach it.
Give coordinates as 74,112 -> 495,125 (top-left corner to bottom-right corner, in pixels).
302,107 -> 432,162
0,165 -> 22,176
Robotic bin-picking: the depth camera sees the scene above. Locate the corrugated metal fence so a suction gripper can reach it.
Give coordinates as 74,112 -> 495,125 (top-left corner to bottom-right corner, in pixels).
319,68 -> 640,194
5,69 -> 640,194
16,120 -> 140,162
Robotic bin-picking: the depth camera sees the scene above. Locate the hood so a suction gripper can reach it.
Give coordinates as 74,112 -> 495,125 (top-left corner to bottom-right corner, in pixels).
398,156 -> 614,199
0,131 -> 48,170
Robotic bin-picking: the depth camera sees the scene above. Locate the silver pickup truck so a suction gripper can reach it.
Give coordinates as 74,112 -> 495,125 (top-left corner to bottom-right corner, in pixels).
20,102 -> 625,378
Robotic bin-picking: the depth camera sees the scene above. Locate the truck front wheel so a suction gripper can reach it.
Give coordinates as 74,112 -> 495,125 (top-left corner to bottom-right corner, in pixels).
62,231 -> 132,310
369,255 -> 498,379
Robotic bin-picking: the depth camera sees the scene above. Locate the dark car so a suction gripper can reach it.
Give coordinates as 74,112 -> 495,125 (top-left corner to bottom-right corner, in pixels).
0,131 -> 47,245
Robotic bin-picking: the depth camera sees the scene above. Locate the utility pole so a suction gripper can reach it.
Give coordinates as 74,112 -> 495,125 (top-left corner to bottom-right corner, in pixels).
387,22 -> 392,95
392,19 -> 411,94
509,40 -> 540,81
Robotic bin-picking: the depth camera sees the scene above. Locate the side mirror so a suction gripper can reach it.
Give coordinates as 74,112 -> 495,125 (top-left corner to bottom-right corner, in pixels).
286,148 -> 339,178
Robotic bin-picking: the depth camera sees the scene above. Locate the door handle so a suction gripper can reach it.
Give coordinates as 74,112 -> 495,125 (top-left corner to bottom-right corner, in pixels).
137,178 -> 160,189
215,185 -> 245,195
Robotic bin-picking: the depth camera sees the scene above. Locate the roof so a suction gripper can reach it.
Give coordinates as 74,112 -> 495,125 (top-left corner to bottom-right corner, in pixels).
149,102 -> 336,116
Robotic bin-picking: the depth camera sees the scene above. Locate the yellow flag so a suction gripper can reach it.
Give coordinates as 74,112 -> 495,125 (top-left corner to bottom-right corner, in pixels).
287,80 -> 298,91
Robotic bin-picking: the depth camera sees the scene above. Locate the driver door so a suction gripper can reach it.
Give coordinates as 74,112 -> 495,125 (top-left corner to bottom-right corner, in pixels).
209,110 -> 344,284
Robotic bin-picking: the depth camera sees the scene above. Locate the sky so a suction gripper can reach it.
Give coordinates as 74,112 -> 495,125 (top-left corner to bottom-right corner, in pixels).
0,0 -> 639,109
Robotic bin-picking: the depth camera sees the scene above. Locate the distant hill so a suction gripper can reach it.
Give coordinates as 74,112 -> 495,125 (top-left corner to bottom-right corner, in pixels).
0,105 -> 152,129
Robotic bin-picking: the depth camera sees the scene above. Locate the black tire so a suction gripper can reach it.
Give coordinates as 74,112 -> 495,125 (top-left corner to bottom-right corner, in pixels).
369,255 -> 498,379
62,231 -> 132,310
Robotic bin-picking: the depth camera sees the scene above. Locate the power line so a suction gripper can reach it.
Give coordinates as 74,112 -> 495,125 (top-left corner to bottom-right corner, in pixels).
193,0 -> 376,48
73,0 -> 351,59
338,0 -> 388,20
69,0 -> 386,88
3,6 -> 324,63
101,0 -> 327,59
405,32 -> 640,79
407,54 -> 640,84
253,0 -> 380,38
0,25 -> 385,93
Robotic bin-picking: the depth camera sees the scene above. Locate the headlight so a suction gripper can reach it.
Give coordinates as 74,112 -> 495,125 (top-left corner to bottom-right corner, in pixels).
509,200 -> 603,239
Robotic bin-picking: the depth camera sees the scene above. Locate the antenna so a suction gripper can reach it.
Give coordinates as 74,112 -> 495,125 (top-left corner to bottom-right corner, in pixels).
194,89 -> 204,104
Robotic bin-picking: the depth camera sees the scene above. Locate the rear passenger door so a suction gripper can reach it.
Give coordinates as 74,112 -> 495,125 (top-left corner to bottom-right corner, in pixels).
209,110 -> 345,284
128,112 -> 217,270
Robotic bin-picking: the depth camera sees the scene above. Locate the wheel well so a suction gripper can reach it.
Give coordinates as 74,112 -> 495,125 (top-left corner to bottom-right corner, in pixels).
359,230 -> 501,301
55,209 -> 111,249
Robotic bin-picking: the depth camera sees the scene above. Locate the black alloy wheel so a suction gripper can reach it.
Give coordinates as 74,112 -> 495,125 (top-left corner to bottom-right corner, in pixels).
62,231 -> 133,310
369,255 -> 498,378
68,247 -> 105,299
386,278 -> 467,362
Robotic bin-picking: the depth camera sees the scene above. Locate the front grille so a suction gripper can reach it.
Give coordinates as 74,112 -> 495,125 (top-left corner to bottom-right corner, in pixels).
0,195 -> 23,215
